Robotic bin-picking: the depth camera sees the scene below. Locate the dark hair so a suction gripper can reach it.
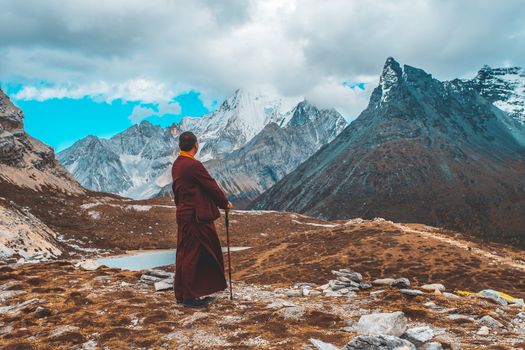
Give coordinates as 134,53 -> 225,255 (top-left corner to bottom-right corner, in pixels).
179,131 -> 197,151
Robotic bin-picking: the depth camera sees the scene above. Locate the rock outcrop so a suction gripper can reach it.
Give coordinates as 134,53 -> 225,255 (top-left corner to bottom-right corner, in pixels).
0,89 -> 83,194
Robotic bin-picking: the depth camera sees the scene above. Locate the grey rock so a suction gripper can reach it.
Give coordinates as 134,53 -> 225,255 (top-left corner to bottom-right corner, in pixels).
154,280 -> 173,291
0,290 -> 26,302
309,338 -> 339,350
442,292 -> 460,299
423,342 -> 443,350
399,289 -> 424,296
479,290 -> 508,306
146,269 -> 174,279
286,290 -> 302,297
370,290 -> 386,297
478,315 -> 504,329
476,326 -> 490,336
404,326 -> 434,343
344,335 -> 416,350
343,271 -> 363,283
392,278 -> 410,288
372,278 -> 396,286
420,283 -> 445,292
359,283 -> 373,290
81,339 -> 97,350
0,298 -> 41,316
329,280 -> 351,291
0,325 -> 13,335
278,306 -> 306,321
35,306 -> 51,318
324,290 -> 345,297
93,276 -> 112,283
0,282 -> 18,291
357,311 -> 407,337
140,274 -> 164,284
447,314 -> 475,323
50,325 -> 80,337
75,260 -> 101,271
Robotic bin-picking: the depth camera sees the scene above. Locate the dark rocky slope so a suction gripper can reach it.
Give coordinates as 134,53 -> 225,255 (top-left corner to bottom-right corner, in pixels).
252,58 -> 525,245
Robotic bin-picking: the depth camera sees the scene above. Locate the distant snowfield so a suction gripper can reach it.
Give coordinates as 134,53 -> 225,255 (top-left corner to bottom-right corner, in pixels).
291,219 -> 338,228
80,202 -> 176,212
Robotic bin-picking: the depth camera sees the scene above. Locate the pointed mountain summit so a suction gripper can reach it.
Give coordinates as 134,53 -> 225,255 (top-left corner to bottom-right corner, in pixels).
179,89 -> 296,161
251,58 -> 525,245
203,100 -> 347,206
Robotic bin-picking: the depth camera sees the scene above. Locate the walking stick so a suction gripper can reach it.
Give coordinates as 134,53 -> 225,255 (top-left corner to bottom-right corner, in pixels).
225,209 -> 233,300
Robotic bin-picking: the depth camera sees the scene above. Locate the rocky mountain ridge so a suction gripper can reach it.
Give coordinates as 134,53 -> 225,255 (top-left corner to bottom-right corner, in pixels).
252,57 -> 525,245
58,121 -> 180,199
166,100 -> 347,205
58,90 -> 347,203
466,65 -> 525,126
0,88 -> 84,260
0,89 -> 83,194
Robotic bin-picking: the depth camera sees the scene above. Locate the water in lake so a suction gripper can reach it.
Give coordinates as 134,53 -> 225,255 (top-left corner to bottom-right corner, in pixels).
96,247 -> 250,271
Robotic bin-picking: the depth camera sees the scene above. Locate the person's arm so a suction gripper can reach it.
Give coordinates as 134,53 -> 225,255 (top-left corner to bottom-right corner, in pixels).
193,161 -> 230,209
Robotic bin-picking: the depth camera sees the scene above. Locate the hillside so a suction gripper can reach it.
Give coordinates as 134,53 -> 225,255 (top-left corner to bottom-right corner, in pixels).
1,210 -> 525,349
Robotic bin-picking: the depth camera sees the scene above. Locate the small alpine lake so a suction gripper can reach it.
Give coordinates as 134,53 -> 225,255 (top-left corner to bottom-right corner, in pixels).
96,247 -> 250,271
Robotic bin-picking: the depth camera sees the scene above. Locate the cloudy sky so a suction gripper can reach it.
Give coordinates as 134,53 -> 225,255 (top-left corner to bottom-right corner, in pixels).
1,0 -> 524,150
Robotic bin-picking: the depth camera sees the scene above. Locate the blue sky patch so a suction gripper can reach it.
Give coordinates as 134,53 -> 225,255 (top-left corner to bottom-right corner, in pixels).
342,82 -> 366,91
7,87 -> 212,152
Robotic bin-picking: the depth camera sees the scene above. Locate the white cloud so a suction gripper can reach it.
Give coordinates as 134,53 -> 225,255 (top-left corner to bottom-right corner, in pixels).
129,100 -> 181,124
0,0 -> 523,116
12,79 -> 175,103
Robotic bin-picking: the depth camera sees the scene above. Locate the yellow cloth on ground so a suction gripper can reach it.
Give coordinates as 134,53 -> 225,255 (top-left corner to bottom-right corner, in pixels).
455,289 -> 524,309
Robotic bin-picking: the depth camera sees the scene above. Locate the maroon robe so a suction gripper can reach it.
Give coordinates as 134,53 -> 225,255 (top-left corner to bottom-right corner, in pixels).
171,155 -> 229,300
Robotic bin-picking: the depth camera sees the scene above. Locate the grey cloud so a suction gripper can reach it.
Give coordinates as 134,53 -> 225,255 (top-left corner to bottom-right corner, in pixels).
0,0 -> 523,118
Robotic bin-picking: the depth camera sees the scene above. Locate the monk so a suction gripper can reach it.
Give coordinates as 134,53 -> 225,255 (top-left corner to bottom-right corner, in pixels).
171,131 -> 233,308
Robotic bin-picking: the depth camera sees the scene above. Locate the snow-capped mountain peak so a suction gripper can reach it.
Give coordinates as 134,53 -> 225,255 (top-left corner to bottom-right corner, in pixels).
58,89 -> 343,201
179,89 -> 300,161
467,65 -> 525,125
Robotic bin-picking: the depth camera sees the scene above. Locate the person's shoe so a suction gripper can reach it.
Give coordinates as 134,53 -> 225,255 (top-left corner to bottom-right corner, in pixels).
201,296 -> 215,303
182,298 -> 208,308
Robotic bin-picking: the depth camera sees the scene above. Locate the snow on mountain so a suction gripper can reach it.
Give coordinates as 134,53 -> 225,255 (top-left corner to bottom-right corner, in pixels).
466,66 -> 525,125
179,89 -> 299,161
203,100 -> 347,206
58,122 -> 180,199
58,90 -> 344,201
